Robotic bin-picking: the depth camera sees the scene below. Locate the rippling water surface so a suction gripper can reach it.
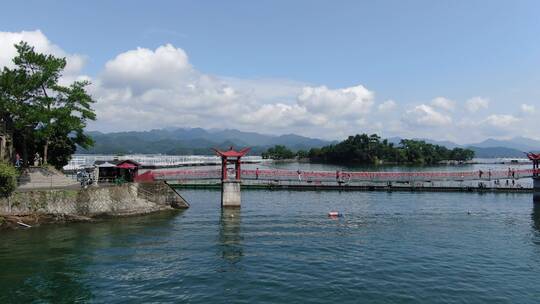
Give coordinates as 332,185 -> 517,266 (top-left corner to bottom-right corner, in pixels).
2,190 -> 540,303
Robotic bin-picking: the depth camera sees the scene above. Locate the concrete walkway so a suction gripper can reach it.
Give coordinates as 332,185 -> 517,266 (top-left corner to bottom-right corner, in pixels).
17,167 -> 80,190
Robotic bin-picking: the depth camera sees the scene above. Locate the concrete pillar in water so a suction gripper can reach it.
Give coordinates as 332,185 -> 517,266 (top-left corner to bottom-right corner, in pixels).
534,177 -> 540,203
222,180 -> 241,208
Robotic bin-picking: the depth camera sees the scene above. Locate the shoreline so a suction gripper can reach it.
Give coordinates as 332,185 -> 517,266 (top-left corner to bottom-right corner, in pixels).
0,182 -> 189,231
0,208 -> 182,230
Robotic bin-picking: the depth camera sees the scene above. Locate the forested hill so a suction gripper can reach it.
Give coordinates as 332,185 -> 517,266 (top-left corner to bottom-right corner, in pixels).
78,128 -> 332,155
308,134 -> 475,165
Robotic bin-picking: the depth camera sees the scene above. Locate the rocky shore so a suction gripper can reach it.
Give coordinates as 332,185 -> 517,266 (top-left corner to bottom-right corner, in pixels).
0,182 -> 189,230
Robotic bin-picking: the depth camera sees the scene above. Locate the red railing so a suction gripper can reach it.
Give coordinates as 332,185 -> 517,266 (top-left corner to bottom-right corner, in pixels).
136,168 -> 539,183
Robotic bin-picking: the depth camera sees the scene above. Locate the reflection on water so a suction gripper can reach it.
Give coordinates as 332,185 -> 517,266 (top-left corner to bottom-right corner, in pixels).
2,190 -> 540,303
0,225 -> 93,303
219,208 -> 243,264
0,211 -> 182,303
532,203 -> 540,238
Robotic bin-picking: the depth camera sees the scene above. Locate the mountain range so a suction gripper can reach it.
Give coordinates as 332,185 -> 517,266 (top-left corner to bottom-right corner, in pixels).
80,128 -> 540,158
79,128 -> 332,155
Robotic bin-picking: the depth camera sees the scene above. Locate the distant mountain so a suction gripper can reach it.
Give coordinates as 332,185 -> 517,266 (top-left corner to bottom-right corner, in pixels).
386,137 -> 461,149
80,128 -> 540,157
80,128 -> 331,155
387,137 -> 402,146
469,137 -> 540,152
415,138 -> 461,149
467,146 -> 526,158
372,136 -> 539,158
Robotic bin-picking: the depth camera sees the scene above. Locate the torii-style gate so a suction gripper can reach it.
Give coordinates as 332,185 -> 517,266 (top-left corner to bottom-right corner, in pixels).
526,152 -> 540,203
213,147 -> 250,208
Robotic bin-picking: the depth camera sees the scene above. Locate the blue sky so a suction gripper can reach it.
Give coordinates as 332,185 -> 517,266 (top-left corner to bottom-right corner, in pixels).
1,1 -> 539,142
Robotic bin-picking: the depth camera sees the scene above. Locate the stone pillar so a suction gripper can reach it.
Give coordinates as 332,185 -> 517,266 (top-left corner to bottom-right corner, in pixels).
235,159 -> 241,180
93,166 -> 100,187
222,180 -> 241,208
534,177 -> 540,203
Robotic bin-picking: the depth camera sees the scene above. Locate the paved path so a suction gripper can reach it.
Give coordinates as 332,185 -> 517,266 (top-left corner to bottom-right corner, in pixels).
17,167 -> 79,190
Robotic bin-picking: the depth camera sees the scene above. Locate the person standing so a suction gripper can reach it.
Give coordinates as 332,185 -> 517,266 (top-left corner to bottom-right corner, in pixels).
15,153 -> 21,168
34,152 -> 40,166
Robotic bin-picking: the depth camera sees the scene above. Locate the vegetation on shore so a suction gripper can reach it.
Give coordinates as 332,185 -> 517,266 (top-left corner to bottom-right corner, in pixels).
0,162 -> 18,197
262,145 -> 296,160
0,42 -> 96,169
309,134 -> 474,165
263,134 -> 475,165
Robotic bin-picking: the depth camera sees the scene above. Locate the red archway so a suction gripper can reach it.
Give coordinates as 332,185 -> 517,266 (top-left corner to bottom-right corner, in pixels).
213,147 -> 250,181
526,152 -> 540,177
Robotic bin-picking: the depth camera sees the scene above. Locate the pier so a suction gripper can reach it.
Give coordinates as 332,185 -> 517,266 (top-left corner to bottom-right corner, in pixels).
131,150 -> 540,204
529,153 -> 540,202
136,167 -> 539,194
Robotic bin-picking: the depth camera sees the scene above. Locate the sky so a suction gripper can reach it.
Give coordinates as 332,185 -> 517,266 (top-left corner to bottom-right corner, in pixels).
1,0 -> 539,143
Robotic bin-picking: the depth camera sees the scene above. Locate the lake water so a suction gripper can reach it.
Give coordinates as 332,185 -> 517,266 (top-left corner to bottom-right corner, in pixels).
1,162 -> 539,303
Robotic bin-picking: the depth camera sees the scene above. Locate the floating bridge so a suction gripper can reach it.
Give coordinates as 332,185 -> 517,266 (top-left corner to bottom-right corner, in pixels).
137,168 -> 538,184
134,151 -> 540,204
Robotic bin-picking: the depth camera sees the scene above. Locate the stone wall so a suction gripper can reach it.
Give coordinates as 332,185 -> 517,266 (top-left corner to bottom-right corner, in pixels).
0,182 -> 189,217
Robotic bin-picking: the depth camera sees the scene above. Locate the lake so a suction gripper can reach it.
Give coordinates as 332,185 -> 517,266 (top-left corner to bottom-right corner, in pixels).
1,162 -> 539,303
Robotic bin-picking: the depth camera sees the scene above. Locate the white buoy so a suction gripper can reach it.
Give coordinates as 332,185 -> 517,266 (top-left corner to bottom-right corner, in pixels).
328,211 -> 341,217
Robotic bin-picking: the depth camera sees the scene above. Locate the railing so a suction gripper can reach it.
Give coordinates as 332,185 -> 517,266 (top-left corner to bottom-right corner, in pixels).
63,154 -> 266,171
143,168 -> 539,183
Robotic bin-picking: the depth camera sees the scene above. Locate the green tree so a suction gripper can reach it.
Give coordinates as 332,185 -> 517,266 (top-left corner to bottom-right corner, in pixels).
0,42 -> 96,168
296,150 -> 308,159
309,133 -> 474,165
262,145 -> 295,160
0,162 -> 18,197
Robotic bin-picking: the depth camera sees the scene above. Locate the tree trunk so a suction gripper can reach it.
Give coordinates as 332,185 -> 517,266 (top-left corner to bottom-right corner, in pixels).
43,139 -> 48,165
22,132 -> 28,167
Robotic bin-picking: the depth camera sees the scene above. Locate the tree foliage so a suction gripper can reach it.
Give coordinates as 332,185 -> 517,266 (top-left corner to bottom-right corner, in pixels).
309,134 -> 474,165
0,162 -> 18,197
0,42 -> 96,169
262,145 -> 296,160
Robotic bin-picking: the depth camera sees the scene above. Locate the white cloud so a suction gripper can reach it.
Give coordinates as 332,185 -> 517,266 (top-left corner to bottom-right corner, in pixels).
483,114 -> 519,128
430,97 -> 455,111
465,97 -> 489,113
297,84 -> 374,118
378,100 -> 397,112
100,44 -> 192,92
3,30 -> 539,143
521,103 -> 535,114
403,104 -> 452,127
89,43 -> 377,137
0,30 -> 87,84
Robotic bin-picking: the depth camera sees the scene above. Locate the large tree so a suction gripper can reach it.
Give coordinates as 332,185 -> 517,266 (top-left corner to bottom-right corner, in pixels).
0,42 -> 96,168
309,133 -> 475,165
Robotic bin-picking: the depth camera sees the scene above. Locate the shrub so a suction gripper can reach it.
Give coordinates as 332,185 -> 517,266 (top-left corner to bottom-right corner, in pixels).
0,162 -> 18,198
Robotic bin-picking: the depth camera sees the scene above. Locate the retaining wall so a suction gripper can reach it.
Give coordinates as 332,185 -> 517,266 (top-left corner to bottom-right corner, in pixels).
0,182 -> 189,217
